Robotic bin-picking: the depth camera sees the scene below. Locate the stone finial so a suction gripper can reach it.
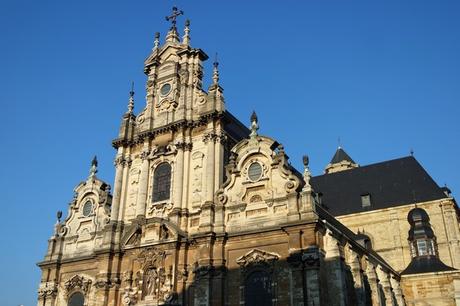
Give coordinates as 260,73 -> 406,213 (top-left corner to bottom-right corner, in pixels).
249,111 -> 259,139
303,155 -> 309,167
89,155 -> 98,178
302,155 -> 312,191
212,53 -> 219,85
126,82 -> 135,114
153,32 -> 160,50
183,19 -> 191,45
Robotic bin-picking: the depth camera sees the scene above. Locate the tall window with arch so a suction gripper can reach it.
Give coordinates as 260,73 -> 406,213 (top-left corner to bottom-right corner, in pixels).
68,292 -> 84,306
152,162 -> 172,202
244,270 -> 273,305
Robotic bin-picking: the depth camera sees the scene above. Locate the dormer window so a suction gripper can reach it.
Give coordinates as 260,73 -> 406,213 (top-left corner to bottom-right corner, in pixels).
361,194 -> 371,208
152,162 -> 172,202
407,208 -> 438,258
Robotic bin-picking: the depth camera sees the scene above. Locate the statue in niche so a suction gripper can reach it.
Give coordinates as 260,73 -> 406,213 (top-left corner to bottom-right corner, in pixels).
142,267 -> 166,299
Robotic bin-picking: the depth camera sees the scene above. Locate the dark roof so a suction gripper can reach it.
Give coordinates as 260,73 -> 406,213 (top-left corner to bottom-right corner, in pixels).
401,256 -> 456,275
311,156 -> 447,216
330,147 -> 355,164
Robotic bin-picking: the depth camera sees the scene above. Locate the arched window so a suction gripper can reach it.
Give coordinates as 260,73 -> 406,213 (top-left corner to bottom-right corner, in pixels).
244,270 -> 272,306
152,162 -> 171,202
68,292 -> 84,306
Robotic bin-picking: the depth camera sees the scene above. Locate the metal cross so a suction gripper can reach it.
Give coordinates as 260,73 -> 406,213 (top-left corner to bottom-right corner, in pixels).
165,6 -> 184,28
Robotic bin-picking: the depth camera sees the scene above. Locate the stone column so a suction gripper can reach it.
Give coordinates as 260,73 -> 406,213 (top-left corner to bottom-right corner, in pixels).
135,147 -> 150,218
110,155 -> 125,222
348,251 -> 365,306
204,132 -> 215,203
173,141 -> 185,208
365,259 -> 381,306
390,276 -> 405,306
440,200 -> 460,269
118,156 -> 131,221
303,247 -> 322,306
324,229 -> 347,306
376,266 -> 393,306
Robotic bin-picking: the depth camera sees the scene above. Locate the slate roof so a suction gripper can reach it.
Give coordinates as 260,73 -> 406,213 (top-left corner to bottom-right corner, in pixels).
401,256 -> 456,275
330,147 -> 355,164
310,156 -> 448,216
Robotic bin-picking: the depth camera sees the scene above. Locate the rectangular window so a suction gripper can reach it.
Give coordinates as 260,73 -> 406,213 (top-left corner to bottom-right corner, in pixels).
417,240 -> 428,256
361,194 -> 371,208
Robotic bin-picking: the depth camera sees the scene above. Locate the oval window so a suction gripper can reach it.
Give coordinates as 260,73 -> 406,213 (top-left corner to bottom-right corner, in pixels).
248,162 -> 262,182
160,83 -> 171,96
82,201 -> 93,217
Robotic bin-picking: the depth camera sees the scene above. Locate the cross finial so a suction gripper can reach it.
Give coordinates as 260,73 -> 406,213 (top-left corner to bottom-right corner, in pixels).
165,6 -> 184,30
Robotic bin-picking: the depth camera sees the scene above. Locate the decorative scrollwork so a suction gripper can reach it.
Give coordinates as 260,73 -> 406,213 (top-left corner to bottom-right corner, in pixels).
64,275 -> 92,295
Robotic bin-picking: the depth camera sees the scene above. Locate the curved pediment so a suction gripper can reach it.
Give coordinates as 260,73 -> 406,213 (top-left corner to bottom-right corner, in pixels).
216,133 -> 303,231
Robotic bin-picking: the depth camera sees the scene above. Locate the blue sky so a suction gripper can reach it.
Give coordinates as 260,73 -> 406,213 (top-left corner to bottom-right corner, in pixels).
1,1 -> 459,305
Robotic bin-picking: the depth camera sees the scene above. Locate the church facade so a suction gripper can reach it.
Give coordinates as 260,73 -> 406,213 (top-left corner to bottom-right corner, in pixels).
37,8 -> 460,306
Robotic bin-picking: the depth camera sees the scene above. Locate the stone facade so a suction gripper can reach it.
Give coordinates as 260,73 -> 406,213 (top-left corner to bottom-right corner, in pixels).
37,8 -> 460,306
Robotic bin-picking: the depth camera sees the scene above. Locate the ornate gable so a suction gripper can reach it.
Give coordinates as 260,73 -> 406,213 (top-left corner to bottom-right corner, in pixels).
216,113 -> 303,231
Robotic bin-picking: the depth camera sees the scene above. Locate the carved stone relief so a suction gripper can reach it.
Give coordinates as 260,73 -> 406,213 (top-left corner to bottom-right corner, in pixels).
191,152 -> 204,206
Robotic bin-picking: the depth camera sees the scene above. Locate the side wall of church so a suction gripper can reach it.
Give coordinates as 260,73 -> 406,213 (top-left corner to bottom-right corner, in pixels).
401,270 -> 460,306
336,199 -> 460,272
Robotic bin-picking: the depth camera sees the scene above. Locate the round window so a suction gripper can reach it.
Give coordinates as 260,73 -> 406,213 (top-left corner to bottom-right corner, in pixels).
82,201 -> 93,217
248,162 -> 263,182
160,83 -> 171,96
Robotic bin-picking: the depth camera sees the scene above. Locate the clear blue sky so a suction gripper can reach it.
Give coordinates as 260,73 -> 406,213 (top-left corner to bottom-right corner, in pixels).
1,1 -> 459,305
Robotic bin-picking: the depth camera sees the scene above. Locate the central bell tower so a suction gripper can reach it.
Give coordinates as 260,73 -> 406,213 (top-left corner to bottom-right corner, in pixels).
110,7 -> 249,236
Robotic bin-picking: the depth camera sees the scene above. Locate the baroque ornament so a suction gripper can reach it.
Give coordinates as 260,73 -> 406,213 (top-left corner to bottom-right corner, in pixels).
64,275 -> 92,294
236,249 -> 279,268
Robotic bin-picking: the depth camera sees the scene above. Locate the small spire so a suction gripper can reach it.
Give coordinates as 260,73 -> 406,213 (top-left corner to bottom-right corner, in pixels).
89,155 -> 98,178
212,53 -> 219,85
153,32 -> 160,50
249,111 -> 259,139
183,19 -> 191,45
338,136 -> 341,149
127,82 -> 135,114
410,148 -> 414,156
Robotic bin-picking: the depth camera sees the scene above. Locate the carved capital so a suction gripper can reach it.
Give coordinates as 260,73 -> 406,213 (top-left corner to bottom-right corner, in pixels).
38,281 -> 58,299
140,150 -> 150,161
193,265 -> 213,281
176,141 -> 193,151
114,156 -> 125,167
